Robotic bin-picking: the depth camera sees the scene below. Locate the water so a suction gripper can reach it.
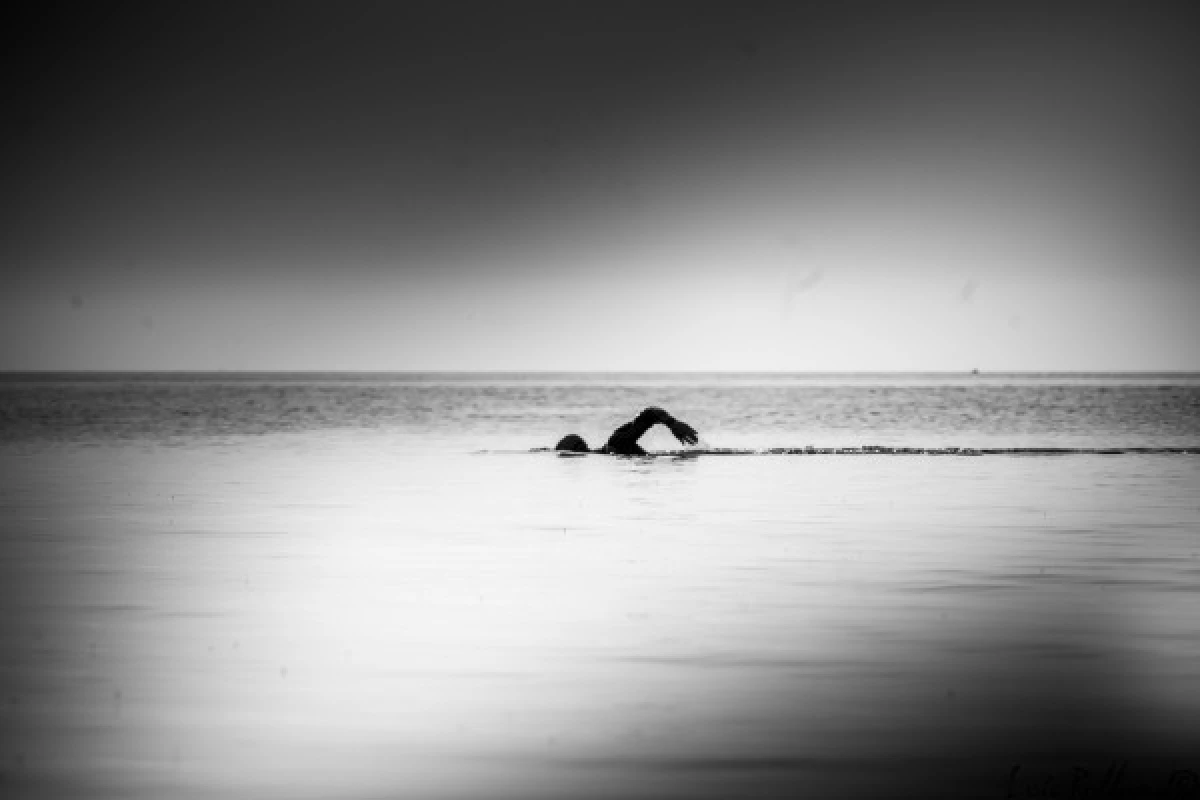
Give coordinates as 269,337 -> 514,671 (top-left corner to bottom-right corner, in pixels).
2,374 -> 1199,798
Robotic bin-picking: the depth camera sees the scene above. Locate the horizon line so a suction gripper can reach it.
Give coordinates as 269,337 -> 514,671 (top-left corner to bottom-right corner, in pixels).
3,369 -> 1199,376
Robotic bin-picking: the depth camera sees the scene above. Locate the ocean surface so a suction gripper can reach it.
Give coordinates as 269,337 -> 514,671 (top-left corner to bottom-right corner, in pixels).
2,373 -> 1199,799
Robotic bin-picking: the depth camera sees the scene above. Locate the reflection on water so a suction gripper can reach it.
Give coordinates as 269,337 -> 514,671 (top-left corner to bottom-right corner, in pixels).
1,377 -> 1199,797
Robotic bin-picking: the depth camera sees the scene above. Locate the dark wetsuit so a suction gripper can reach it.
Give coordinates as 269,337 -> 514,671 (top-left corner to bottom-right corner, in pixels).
555,407 -> 699,455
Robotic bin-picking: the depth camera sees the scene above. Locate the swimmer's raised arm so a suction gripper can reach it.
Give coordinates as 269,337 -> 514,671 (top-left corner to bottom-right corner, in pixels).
662,411 -> 699,447
602,407 -> 698,455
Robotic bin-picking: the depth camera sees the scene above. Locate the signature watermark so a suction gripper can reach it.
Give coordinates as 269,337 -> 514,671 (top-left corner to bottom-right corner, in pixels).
1006,762 -> 1199,798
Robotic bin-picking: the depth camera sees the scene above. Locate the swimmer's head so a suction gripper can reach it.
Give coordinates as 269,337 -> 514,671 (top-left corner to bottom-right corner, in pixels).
555,434 -> 589,452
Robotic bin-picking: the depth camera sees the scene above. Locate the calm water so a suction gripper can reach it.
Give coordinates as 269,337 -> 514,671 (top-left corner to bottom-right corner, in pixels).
2,374 -> 1199,798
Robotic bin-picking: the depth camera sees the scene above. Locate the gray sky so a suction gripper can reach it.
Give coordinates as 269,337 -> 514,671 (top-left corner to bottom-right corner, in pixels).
4,2 -> 1198,370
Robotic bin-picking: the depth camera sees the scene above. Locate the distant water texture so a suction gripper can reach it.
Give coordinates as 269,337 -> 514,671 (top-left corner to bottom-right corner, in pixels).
2,373 -> 1199,798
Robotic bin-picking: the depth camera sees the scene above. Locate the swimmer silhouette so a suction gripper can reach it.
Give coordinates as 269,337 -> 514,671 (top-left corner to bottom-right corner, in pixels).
555,407 -> 699,455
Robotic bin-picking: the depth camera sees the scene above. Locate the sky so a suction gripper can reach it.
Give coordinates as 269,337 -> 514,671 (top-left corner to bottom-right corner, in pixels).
4,1 -> 1198,371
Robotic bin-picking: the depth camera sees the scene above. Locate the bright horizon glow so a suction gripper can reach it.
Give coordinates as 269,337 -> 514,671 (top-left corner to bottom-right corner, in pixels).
4,4 -> 1197,372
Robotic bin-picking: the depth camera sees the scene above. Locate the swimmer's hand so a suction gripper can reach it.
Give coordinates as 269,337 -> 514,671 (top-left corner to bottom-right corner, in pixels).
666,417 -> 699,446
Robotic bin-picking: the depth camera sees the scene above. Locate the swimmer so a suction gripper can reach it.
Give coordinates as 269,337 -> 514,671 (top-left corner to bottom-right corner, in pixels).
555,407 -> 699,455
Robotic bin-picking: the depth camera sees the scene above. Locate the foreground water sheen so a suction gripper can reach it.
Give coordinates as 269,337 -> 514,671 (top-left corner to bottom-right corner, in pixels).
1,374 -> 1199,798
